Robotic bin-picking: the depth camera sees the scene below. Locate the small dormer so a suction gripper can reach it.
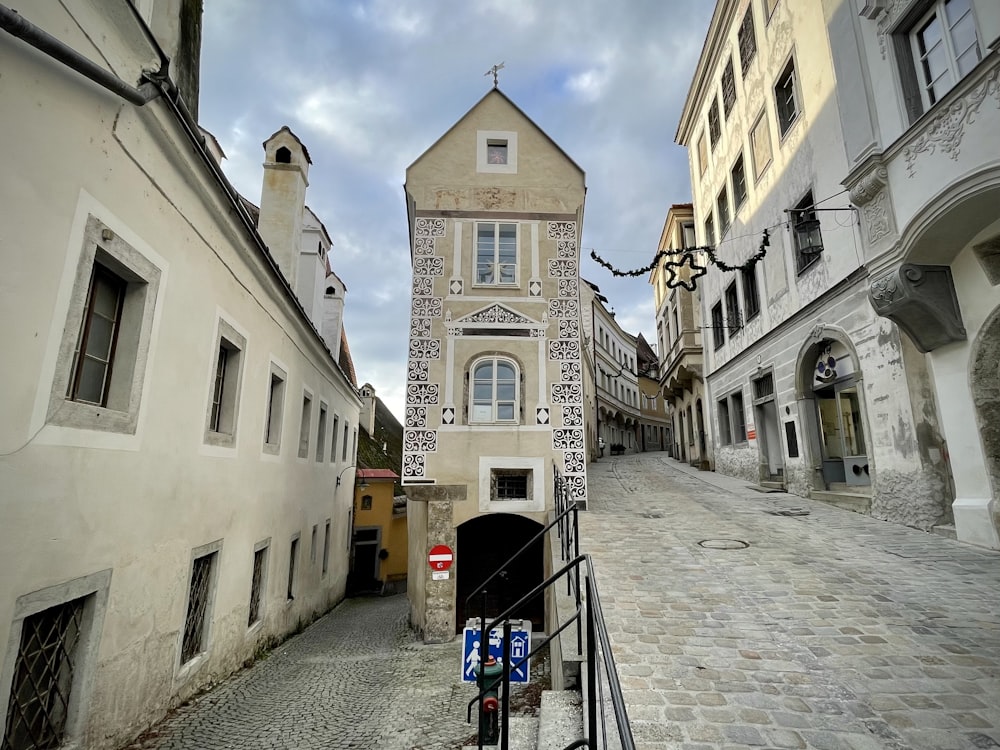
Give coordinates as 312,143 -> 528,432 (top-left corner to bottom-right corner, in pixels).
262,126 -> 312,184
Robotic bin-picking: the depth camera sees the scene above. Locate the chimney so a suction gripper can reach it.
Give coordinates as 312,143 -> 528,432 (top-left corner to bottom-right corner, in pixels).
147,0 -> 203,120
359,384 -> 377,436
258,127 -> 311,287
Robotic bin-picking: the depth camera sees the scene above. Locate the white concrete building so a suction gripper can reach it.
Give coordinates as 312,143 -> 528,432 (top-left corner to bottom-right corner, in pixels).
676,0 -> 954,533
826,0 -> 1000,549
0,3 -> 361,748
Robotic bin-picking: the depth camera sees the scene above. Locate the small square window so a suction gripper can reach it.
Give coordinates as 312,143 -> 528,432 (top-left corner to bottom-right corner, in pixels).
487,141 -> 508,165
477,130 -> 517,173
361,494 -> 373,511
493,470 -> 530,501
775,58 -> 800,136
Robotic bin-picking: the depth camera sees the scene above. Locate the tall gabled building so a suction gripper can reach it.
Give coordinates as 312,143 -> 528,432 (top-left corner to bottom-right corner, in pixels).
402,88 -> 587,641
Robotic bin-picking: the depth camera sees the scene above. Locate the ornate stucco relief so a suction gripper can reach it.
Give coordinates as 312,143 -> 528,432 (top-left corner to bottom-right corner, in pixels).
847,162 -> 895,245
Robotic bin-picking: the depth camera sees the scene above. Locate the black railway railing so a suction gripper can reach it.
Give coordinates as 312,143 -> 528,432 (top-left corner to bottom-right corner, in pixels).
463,467 -> 635,750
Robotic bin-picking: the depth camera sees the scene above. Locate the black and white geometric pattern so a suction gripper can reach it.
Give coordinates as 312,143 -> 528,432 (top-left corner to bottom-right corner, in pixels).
546,220 -> 587,508
404,429 -> 438,452
406,406 -> 427,428
441,407 -> 455,425
536,407 -> 550,425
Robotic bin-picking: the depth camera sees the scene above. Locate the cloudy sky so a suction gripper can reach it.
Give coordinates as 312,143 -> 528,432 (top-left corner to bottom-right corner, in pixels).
198,0 -> 714,421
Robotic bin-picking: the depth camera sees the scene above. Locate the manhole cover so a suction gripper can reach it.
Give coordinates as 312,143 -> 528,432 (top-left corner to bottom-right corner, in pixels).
698,539 -> 750,549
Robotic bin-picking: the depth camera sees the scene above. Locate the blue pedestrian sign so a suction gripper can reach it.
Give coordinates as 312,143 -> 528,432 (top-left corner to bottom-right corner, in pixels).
461,623 -> 531,684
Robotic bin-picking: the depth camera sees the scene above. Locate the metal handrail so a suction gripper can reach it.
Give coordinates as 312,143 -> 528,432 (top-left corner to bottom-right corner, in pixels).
465,477 -> 636,750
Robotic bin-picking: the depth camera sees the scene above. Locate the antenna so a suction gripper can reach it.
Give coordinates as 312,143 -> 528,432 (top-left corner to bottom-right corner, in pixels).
484,62 -> 505,88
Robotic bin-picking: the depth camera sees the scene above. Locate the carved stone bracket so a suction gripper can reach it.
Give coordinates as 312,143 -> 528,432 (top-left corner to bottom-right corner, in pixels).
868,264 -> 967,352
847,158 -> 895,245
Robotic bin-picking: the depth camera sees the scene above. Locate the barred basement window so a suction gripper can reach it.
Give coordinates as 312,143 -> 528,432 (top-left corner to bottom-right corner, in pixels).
3,598 -> 85,749
248,546 -> 267,627
181,551 -> 217,664
753,372 -> 775,401
493,470 -> 529,501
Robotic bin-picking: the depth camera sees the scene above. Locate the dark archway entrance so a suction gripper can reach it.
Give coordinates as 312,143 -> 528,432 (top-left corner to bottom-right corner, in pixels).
456,514 -> 545,633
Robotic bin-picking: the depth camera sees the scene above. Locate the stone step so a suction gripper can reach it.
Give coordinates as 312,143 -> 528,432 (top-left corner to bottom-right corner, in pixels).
537,690 -> 583,749
811,490 -> 872,514
932,523 -> 957,540
760,480 -> 786,491
462,715 -> 538,750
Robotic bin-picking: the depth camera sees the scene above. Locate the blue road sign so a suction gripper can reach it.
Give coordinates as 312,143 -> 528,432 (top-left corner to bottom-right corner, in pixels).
461,625 -> 531,684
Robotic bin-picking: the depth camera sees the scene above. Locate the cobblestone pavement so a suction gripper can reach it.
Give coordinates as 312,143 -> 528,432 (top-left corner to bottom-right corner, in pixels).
126,595 -> 478,750
585,453 -> 1000,750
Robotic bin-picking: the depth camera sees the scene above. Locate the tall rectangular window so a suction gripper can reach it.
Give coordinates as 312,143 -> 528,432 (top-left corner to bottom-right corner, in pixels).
718,398 -> 732,445
717,187 -> 731,237
742,266 -> 761,321
731,154 -> 748,211
725,282 -> 742,332
181,550 -> 218,664
310,524 -> 318,564
697,133 -> 708,176
68,265 -> 125,406
793,190 -> 822,273
248,545 -> 267,628
322,520 -> 331,576
205,320 -> 246,447
287,536 -> 299,601
738,7 -> 757,74
316,403 -> 327,462
732,390 -> 747,442
708,98 -> 721,148
775,58 -> 800,136
264,366 -> 286,453
712,302 -> 725,350
721,58 -> 737,118
4,598 -> 86,747
476,223 -> 518,285
342,421 -> 349,461
910,0 -> 981,110
331,415 -> 339,462
750,109 -> 772,179
705,214 -> 716,247
298,392 -> 312,459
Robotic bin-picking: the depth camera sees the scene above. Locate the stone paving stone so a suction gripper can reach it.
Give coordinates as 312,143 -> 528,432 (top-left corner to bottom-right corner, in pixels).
583,453 -> 1000,750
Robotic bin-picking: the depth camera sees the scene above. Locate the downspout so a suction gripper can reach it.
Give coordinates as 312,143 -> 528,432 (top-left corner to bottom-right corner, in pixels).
0,4 -> 162,105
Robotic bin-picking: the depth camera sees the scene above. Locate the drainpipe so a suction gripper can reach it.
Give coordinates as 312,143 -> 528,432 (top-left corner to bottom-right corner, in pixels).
0,4 -> 162,105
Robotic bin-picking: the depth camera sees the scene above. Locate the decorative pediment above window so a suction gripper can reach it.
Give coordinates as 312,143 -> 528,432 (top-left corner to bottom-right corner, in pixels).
868,263 -> 966,352
450,304 -> 546,337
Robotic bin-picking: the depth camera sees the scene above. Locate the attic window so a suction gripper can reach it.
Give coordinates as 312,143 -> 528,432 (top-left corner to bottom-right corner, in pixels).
477,130 -> 517,174
487,140 -> 508,165
325,286 -> 336,295
275,147 -> 292,164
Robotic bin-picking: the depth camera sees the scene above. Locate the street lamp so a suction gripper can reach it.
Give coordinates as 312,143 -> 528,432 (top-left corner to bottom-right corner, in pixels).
336,465 -> 368,491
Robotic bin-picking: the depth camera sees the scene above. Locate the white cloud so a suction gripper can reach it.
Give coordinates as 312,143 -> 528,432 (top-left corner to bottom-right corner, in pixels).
294,78 -> 399,158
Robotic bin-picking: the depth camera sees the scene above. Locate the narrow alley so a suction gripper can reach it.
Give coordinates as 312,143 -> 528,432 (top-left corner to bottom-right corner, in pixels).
129,455 -> 998,749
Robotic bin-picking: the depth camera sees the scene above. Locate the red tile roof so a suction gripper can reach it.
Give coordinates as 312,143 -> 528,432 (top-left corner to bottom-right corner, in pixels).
357,468 -> 399,480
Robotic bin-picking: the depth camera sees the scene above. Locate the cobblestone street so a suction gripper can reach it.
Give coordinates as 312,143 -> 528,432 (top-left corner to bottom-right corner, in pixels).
127,455 -> 999,749
586,453 -> 1000,750
127,595 -> 476,750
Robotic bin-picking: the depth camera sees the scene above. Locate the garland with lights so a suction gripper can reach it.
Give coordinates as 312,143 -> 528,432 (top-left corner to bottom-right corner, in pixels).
590,229 -> 771,292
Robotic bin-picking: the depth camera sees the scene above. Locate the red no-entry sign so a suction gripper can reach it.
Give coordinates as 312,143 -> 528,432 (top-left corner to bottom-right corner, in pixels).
428,544 -> 453,571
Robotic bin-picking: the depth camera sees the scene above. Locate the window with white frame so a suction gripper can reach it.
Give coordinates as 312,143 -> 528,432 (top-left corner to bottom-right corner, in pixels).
263,363 -> 287,454
477,130 -> 518,174
47,215 -> 162,435
479,456 -> 543,512
470,357 -> 519,423
493,469 -> 530,501
898,0 -> 982,121
775,57 -> 800,136
475,222 -> 518,285
205,320 -> 246,448
750,108 -> 772,180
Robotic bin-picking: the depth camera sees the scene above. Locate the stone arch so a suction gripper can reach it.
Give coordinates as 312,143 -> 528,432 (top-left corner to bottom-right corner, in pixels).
792,325 -> 873,490
455,513 -> 545,633
970,303 -> 1000,499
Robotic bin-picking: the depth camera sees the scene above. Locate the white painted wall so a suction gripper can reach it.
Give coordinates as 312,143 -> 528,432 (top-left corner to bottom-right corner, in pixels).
0,5 -> 361,748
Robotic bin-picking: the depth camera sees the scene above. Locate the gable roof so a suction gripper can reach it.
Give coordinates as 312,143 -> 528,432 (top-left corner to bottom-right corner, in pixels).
263,125 -> 313,164
406,87 -> 585,178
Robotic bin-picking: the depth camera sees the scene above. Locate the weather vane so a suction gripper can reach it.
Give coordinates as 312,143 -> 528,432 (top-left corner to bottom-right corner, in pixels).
484,62 -> 505,88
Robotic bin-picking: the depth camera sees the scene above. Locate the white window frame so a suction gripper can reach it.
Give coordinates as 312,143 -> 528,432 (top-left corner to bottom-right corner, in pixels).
263,361 -> 287,455
474,222 -> 519,287
204,317 -> 247,448
479,456 -> 544,512
774,55 -> 801,138
908,0 -> 982,112
47,215 -> 162,435
477,130 -> 518,174
469,356 -> 520,424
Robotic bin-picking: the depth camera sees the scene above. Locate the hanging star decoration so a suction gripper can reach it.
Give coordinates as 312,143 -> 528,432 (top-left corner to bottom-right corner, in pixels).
589,229 -> 770,292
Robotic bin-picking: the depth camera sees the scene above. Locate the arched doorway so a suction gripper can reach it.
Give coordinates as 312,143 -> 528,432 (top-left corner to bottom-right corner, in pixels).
797,335 -> 871,487
456,514 -> 545,633
971,304 -> 1000,498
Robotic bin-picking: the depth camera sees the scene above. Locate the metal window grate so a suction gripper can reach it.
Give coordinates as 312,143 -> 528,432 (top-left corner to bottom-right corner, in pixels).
495,473 -> 528,500
248,548 -> 266,627
3,598 -> 85,750
181,553 -> 215,664
753,373 -> 775,401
